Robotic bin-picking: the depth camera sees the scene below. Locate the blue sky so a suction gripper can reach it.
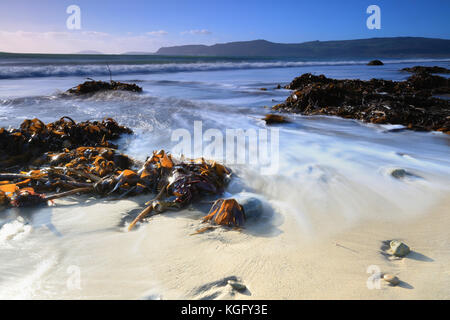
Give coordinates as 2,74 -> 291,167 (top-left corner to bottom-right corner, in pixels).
0,0 -> 449,53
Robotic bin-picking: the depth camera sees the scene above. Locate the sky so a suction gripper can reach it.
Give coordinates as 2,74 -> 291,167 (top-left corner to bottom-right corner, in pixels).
0,0 -> 449,54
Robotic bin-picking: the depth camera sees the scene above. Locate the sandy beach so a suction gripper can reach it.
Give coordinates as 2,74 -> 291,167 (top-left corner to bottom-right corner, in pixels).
2,188 -> 448,300
124,195 -> 450,300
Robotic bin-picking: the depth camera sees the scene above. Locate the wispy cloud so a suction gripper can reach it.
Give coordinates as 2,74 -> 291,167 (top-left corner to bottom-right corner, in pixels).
0,30 -> 172,54
181,29 -> 212,35
146,30 -> 168,36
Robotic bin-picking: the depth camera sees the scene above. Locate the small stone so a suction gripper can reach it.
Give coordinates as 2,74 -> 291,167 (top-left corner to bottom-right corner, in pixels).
390,240 -> 410,257
383,274 -> 400,286
227,280 -> 246,292
262,114 -> 289,124
240,197 -> 263,220
390,168 -> 420,179
390,168 -> 409,179
367,59 -> 384,66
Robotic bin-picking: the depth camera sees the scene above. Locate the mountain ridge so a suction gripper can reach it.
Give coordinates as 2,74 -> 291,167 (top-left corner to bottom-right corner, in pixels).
156,37 -> 450,58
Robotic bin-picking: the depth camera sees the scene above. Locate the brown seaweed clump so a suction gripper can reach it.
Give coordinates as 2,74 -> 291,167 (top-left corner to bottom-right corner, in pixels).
0,117 -> 132,170
274,72 -> 450,133
67,80 -> 142,95
203,198 -> 246,227
0,118 -> 248,232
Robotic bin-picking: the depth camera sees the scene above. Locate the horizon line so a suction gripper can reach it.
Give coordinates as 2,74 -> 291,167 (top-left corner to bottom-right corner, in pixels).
1,35 -> 449,56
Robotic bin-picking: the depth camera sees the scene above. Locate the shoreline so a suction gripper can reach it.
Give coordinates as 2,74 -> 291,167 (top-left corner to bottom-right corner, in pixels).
0,63 -> 449,300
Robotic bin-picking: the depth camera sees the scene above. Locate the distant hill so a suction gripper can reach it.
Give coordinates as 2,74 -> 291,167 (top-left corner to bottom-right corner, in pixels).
156,37 -> 450,58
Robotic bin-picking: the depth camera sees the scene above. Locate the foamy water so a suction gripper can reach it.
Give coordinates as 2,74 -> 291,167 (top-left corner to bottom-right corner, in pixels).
0,57 -> 449,299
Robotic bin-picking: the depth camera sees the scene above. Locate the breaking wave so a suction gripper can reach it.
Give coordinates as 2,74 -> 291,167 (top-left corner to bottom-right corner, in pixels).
1,58 -> 449,79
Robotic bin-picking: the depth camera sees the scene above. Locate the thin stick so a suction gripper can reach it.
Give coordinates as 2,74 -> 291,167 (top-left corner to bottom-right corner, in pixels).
127,205 -> 153,231
106,64 -> 112,83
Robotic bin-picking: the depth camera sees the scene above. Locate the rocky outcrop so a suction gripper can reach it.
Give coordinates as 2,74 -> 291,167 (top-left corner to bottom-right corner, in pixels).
66,80 -> 142,95
402,66 -> 450,74
273,72 -> 450,133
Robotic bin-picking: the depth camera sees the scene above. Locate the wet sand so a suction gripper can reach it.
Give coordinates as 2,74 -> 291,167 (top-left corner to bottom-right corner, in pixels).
2,193 -> 448,299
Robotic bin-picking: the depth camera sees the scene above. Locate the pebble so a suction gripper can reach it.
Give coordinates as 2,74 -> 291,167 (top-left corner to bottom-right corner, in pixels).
240,197 -> 263,220
383,274 -> 400,286
390,240 -> 411,257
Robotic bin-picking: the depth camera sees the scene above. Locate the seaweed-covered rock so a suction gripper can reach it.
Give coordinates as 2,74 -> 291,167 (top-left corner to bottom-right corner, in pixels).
402,66 -> 450,74
368,60 -> 384,66
262,114 -> 289,124
284,73 -> 333,90
67,80 -> 142,95
273,72 -> 450,133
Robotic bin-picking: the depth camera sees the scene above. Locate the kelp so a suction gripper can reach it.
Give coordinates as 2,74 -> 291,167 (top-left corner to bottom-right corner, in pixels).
202,198 -> 246,227
127,154 -> 232,230
0,118 -> 248,233
0,117 -> 132,170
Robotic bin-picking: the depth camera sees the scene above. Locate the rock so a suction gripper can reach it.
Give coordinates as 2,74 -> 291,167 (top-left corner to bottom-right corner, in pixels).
383,274 -> 400,286
263,114 -> 289,124
66,80 -> 142,95
368,60 -> 384,66
260,88 -> 268,91
390,169 -> 416,179
390,240 -> 411,257
272,72 -> 450,134
402,66 -> 450,74
390,168 -> 408,178
227,280 -> 247,292
276,84 -> 282,89
240,197 -> 263,220
285,73 -> 333,90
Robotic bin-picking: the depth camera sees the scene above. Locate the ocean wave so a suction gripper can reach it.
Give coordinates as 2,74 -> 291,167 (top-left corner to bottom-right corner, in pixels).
1,58 -> 449,79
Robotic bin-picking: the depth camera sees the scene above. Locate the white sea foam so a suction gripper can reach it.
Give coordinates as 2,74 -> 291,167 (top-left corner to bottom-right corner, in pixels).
0,218 -> 32,244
